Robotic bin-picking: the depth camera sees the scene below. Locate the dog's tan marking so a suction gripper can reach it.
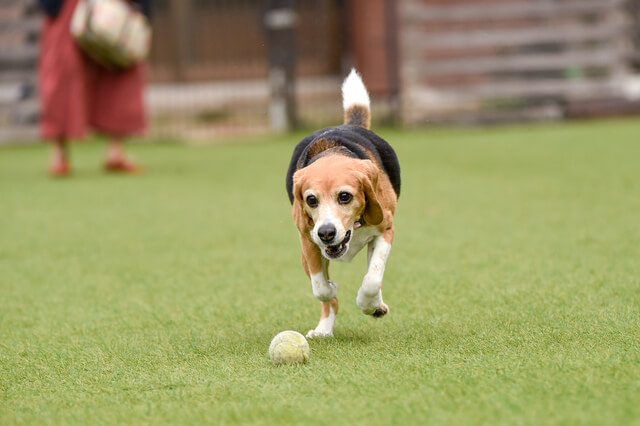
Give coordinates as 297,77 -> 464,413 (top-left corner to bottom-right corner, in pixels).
305,139 -> 339,159
344,105 -> 370,130
322,298 -> 339,317
298,233 -> 323,276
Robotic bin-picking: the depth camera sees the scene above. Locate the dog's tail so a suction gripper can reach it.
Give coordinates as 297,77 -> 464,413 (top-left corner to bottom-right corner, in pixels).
342,69 -> 371,130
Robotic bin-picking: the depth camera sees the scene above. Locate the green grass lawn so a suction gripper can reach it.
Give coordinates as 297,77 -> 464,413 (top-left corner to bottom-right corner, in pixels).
1,118 -> 640,425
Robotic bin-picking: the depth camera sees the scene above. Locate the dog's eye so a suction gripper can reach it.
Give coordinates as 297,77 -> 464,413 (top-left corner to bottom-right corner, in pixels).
306,195 -> 318,208
338,192 -> 353,204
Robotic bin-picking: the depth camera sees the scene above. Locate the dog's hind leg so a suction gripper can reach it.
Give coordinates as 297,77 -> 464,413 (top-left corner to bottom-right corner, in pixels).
300,235 -> 338,338
357,229 -> 393,317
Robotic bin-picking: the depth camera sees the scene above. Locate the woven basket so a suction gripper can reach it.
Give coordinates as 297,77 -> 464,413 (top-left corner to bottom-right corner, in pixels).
70,0 -> 151,69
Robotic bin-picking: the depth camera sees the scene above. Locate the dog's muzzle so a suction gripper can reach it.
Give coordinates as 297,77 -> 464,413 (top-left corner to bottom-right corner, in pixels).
324,230 -> 351,259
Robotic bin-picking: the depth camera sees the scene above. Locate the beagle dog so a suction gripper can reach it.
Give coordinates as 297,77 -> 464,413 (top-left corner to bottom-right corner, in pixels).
285,69 -> 401,338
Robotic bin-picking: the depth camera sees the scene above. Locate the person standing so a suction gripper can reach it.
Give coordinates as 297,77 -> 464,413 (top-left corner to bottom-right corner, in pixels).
38,0 -> 151,176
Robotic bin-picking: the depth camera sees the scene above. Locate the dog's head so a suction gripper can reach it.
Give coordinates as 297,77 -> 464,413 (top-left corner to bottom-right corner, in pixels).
292,155 -> 383,260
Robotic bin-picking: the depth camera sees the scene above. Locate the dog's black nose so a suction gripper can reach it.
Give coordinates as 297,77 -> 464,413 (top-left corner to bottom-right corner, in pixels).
317,224 -> 336,243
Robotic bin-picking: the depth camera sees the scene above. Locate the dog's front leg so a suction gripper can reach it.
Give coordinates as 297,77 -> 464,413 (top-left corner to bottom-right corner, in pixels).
357,229 -> 393,317
300,235 -> 338,338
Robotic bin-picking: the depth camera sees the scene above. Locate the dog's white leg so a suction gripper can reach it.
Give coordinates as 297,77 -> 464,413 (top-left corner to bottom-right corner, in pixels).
299,237 -> 338,338
307,297 -> 338,339
307,258 -> 338,338
357,233 -> 392,316
309,259 -> 337,302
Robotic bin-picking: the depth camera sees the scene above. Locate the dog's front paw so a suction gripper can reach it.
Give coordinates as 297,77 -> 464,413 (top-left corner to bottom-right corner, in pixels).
306,329 -> 333,339
357,286 -> 383,315
372,303 -> 389,318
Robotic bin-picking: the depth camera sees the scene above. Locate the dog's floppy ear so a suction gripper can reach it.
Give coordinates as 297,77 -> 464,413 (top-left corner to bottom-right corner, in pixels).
360,160 -> 383,226
292,169 -> 313,232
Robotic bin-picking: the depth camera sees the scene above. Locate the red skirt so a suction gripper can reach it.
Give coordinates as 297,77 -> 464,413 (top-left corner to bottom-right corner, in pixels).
38,0 -> 147,141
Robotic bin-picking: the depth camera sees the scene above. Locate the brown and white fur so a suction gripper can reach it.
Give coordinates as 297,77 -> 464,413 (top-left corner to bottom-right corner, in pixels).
285,69 -> 401,338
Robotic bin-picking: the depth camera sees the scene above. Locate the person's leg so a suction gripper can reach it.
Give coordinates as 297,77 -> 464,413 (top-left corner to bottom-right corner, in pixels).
92,63 -> 147,174
104,138 -> 142,173
106,138 -> 125,163
49,138 -> 70,176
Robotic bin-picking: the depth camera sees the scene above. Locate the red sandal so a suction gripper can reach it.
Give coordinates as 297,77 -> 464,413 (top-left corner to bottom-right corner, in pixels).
49,160 -> 70,177
104,158 -> 144,174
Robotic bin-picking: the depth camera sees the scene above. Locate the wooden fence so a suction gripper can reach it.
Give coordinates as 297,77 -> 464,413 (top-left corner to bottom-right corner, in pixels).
399,0 -> 639,124
0,0 -> 40,141
2,0 -> 640,142
149,0 -> 343,82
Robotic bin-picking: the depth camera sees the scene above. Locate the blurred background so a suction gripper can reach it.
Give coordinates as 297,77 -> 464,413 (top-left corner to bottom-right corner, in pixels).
2,0 -> 640,143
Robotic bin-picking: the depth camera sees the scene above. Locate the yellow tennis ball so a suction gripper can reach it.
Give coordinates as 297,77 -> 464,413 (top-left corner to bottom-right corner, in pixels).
268,330 -> 310,366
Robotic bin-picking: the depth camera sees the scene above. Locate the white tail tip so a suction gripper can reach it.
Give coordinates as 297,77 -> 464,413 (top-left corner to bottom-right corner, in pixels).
342,69 -> 370,110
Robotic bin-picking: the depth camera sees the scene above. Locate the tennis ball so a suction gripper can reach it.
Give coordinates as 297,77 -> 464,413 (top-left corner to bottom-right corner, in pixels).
268,330 -> 310,366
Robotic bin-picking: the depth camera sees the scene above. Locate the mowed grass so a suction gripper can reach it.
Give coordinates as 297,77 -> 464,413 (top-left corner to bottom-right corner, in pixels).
1,118 -> 639,425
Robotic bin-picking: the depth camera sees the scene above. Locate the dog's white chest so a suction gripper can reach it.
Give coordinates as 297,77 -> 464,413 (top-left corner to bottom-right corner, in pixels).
339,226 -> 381,263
